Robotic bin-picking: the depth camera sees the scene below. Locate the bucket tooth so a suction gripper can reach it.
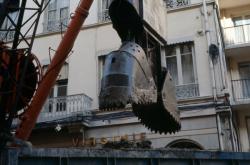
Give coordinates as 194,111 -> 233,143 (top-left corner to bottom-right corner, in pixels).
99,42 -> 180,134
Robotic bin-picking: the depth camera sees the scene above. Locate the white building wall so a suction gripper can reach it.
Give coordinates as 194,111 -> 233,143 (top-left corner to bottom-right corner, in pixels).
30,23 -> 120,110
85,114 -> 219,150
167,4 -> 223,97
19,0 -> 99,36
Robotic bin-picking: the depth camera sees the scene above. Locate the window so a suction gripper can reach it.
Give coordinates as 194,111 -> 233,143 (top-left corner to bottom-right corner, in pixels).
44,0 -> 69,32
98,55 -> 106,90
238,62 -> 250,99
43,63 -> 68,112
98,0 -> 113,22
166,43 -> 199,99
0,12 -> 18,41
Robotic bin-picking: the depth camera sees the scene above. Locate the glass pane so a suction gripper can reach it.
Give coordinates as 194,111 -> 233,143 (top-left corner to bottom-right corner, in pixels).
233,17 -> 244,26
49,88 -> 54,98
57,85 -> 67,97
166,57 -> 178,84
59,64 -> 68,80
166,46 -> 176,56
98,56 -> 106,80
239,63 -> 250,79
102,0 -> 113,10
48,10 -> 56,30
181,53 -> 195,84
60,7 -> 69,26
48,10 -> 56,22
180,43 -> 192,54
48,0 -> 56,10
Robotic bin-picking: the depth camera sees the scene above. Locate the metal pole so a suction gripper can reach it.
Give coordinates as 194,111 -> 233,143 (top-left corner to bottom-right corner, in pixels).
15,0 -> 94,141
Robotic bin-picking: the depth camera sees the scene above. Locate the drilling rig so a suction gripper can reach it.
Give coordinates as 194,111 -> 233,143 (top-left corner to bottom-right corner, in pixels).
0,0 -> 180,148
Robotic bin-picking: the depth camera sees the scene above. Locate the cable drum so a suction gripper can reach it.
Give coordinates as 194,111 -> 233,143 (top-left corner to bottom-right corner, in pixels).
0,43 -> 42,117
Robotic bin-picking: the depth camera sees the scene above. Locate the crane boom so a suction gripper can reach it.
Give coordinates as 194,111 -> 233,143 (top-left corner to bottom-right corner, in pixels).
15,0 -> 94,140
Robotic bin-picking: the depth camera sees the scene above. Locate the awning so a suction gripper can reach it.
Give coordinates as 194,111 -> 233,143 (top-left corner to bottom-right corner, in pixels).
167,35 -> 194,45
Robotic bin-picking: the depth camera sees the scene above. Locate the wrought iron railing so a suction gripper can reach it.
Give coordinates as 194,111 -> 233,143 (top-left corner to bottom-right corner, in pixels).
0,30 -> 15,41
176,83 -> 199,99
37,94 -> 93,123
98,9 -> 111,23
223,24 -> 250,46
165,0 -> 190,9
232,79 -> 250,102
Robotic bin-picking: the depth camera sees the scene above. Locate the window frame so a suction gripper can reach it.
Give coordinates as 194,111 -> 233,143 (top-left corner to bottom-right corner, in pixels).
98,55 -> 106,91
98,0 -> 113,22
0,12 -> 18,41
166,43 -> 197,86
44,0 -> 70,32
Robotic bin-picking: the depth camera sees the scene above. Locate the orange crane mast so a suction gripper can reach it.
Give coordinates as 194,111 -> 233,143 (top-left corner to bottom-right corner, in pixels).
15,0 -> 94,140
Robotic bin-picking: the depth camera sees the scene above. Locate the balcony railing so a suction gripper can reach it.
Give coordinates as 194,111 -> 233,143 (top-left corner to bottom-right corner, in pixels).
223,24 -> 250,46
176,83 -> 199,99
232,79 -> 250,102
37,94 -> 93,123
0,30 -> 15,41
165,0 -> 190,9
98,9 -> 111,23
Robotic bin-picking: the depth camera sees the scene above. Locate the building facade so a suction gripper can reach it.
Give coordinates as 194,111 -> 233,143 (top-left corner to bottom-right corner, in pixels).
1,0 -> 248,152
219,0 -> 250,152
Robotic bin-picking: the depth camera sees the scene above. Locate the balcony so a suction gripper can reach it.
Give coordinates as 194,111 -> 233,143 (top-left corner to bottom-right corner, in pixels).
98,9 -> 111,23
165,0 -> 190,9
0,30 -> 15,41
223,24 -> 250,47
176,83 -> 200,100
231,79 -> 250,104
37,94 -> 93,123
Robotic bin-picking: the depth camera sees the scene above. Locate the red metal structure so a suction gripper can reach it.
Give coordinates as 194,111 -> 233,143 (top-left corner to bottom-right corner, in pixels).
1,0 -> 180,146
15,0 -> 94,140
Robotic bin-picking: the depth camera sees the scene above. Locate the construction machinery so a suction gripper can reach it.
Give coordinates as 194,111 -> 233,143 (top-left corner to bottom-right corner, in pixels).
99,0 -> 180,133
0,0 -> 180,148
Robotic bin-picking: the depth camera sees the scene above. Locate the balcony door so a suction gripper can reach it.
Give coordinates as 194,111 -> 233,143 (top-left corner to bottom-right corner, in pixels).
43,63 -> 68,113
166,43 -> 199,99
239,62 -> 250,99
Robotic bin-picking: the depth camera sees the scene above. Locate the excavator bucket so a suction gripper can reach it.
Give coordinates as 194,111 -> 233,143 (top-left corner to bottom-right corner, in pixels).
99,0 -> 181,133
99,42 -> 157,109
